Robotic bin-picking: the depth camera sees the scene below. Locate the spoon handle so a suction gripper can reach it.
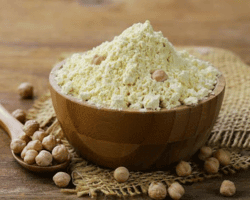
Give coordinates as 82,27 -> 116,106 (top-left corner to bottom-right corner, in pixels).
0,104 -> 24,140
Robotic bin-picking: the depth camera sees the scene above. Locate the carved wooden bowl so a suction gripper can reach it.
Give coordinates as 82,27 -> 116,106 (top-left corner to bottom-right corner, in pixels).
49,61 -> 225,171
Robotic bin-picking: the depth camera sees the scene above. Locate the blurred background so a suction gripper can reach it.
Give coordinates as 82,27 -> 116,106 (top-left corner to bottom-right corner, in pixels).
1,0 -> 250,107
2,0 -> 250,57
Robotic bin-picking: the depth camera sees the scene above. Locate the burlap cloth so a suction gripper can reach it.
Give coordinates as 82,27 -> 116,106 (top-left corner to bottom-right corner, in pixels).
27,47 -> 250,198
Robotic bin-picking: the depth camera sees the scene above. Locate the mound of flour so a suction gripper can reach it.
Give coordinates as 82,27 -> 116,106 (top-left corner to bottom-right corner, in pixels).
55,20 -> 220,110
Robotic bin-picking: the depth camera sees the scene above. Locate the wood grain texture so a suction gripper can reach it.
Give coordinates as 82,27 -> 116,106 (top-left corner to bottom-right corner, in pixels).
0,103 -> 25,140
1,0 -> 250,198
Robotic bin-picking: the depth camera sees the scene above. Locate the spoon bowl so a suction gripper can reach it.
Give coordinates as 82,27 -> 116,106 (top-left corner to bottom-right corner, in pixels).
12,152 -> 70,173
0,103 -> 70,173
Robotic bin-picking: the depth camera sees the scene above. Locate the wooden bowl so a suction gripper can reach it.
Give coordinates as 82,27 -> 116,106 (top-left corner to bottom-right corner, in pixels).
49,61 -> 225,171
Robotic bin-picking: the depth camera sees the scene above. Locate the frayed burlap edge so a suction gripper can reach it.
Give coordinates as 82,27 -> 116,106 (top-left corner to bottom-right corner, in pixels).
26,46 -> 250,198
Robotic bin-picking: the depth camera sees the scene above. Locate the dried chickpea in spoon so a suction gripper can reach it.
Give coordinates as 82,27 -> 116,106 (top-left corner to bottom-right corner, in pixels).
21,146 -> 28,159
42,135 -> 57,151
26,140 -> 43,152
19,133 -> 31,144
24,149 -> 38,165
23,120 -> 40,136
35,150 -> 53,167
10,139 -> 26,154
52,144 -> 69,163
33,130 -> 48,142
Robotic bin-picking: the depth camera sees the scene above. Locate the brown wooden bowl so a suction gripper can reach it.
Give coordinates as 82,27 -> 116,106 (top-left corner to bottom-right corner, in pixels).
49,60 -> 225,171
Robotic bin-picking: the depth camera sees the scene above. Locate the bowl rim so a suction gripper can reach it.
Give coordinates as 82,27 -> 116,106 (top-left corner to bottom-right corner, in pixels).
49,60 -> 226,114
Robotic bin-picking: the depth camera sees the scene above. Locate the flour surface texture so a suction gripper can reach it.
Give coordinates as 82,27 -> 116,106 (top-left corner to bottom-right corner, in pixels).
55,20 -> 220,110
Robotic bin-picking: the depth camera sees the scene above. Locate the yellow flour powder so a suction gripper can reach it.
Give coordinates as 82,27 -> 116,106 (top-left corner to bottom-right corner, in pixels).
55,20 -> 220,110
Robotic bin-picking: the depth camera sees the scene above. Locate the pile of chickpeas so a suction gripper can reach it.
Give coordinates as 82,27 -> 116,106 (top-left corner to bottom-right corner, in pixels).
11,119 -> 69,167
11,115 -> 72,188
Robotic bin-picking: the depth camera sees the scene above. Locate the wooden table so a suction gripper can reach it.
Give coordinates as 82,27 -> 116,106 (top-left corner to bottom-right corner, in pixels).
1,0 -> 250,199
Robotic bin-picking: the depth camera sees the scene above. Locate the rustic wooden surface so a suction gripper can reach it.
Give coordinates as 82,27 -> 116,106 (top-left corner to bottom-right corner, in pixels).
1,0 -> 250,199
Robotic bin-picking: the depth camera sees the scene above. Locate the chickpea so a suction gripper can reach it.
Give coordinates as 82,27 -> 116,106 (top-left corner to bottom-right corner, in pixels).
21,146 -> 28,159
23,120 -> 40,136
213,149 -> 231,166
198,146 -> 213,161
168,182 -> 185,200
33,130 -> 48,142
204,157 -> 220,174
18,82 -> 33,99
175,161 -> 192,177
10,139 -> 26,154
11,109 -> 26,124
53,172 -> 71,188
91,54 -> 106,65
151,69 -> 168,82
113,166 -> 130,183
26,140 -> 43,152
35,150 -> 53,167
148,182 -> 167,200
220,180 -> 236,197
19,133 -> 31,144
52,145 -> 69,163
24,150 -> 38,165
42,135 -> 57,151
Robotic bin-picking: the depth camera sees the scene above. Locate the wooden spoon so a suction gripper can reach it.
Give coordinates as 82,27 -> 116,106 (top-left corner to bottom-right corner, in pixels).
0,103 -> 70,173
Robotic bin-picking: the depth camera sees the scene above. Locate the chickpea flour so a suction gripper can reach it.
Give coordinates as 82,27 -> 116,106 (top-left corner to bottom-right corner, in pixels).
55,20 -> 220,110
